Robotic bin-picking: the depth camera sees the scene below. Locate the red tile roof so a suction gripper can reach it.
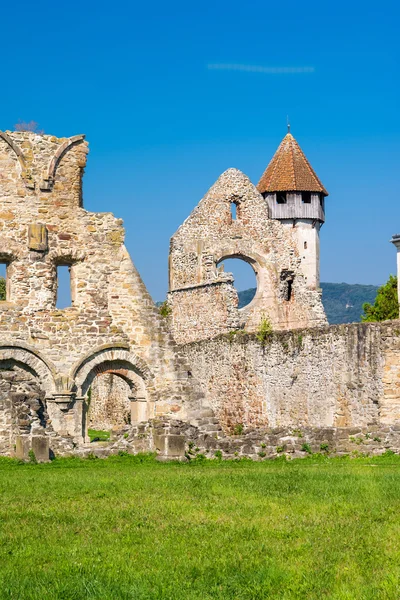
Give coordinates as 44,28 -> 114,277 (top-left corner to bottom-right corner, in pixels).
257,133 -> 328,196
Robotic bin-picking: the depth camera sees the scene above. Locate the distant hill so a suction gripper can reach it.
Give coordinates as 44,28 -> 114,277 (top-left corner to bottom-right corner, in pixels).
238,282 -> 380,325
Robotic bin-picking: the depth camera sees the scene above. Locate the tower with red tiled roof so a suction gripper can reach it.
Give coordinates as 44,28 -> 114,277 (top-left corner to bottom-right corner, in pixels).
257,130 -> 328,289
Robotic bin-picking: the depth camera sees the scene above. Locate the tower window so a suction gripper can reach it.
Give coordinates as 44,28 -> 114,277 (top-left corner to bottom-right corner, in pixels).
287,280 -> 293,301
304,241 -> 307,249
56,265 -> 73,308
0,262 -> 8,301
319,195 -> 324,208
231,202 -> 237,221
276,193 -> 287,204
302,192 -> 311,204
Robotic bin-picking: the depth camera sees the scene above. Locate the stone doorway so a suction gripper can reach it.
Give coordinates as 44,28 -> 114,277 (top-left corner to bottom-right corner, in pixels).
0,360 -> 50,455
87,372 -> 132,431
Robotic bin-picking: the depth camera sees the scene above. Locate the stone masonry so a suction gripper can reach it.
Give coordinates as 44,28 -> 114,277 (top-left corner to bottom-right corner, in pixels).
1,128 -> 400,461
168,168 -> 327,345
0,130 -> 208,458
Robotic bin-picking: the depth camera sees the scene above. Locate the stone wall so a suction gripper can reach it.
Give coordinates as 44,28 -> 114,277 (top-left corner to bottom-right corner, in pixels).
88,373 -> 131,430
168,169 -> 327,344
180,321 -> 400,433
0,130 -> 205,456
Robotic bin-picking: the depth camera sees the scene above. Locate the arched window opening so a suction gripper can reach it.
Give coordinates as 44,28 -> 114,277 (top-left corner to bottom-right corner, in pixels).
217,257 -> 257,308
230,202 -> 237,221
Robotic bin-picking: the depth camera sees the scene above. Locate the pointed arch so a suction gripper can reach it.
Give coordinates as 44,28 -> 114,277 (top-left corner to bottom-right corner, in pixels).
40,134 -> 85,190
0,132 -> 27,173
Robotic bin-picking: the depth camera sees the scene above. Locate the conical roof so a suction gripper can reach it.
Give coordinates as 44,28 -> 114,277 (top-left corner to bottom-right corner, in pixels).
257,133 -> 328,196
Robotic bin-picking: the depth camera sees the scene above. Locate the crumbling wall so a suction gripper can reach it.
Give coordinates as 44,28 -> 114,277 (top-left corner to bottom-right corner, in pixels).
179,321 -> 400,433
168,169 -> 326,345
0,130 -> 203,455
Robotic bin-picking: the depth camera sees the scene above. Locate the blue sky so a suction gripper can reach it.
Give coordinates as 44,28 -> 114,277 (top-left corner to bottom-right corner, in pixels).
2,0 -> 399,299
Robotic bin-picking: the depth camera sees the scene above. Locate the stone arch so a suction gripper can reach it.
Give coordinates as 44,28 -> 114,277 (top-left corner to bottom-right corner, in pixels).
0,132 -> 27,174
73,347 -> 153,427
71,346 -> 153,396
216,250 -> 263,312
0,345 -> 57,395
40,134 -> 85,190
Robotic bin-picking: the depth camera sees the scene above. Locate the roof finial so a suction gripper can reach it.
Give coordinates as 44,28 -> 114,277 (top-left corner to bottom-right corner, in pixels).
287,115 -> 291,133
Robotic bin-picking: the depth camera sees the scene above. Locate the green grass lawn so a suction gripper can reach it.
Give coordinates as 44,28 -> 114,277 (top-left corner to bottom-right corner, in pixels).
1,454 -> 400,599
87,428 -> 111,442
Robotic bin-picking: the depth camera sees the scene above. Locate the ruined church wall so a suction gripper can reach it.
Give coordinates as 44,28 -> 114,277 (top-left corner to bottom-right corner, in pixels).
0,131 -> 203,453
168,169 -> 327,345
180,321 -> 400,433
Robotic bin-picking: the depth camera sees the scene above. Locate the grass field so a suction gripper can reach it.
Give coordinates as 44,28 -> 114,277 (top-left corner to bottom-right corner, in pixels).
1,453 -> 400,599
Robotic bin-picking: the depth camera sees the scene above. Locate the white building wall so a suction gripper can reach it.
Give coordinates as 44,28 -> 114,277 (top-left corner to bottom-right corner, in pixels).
281,220 -> 321,289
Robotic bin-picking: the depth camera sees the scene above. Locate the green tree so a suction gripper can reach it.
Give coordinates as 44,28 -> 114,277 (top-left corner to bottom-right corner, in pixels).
361,275 -> 398,322
0,277 -> 5,301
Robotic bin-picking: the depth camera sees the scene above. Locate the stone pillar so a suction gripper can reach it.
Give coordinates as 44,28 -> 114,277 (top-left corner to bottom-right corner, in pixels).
391,234 -> 400,306
130,396 -> 148,423
47,393 -> 84,443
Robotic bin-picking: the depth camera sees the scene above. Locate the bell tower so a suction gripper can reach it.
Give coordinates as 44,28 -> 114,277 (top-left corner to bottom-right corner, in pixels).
257,129 -> 328,289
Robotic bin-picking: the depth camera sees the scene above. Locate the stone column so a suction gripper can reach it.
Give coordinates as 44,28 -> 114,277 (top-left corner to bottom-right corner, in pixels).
47,393 -> 84,443
390,234 -> 400,307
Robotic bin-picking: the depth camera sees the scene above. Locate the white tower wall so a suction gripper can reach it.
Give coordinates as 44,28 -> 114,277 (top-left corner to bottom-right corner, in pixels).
281,220 -> 321,289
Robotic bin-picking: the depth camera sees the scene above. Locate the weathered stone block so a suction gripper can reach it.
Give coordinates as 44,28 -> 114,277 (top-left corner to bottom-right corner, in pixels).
28,224 -> 48,252
31,436 -> 50,462
15,435 -> 30,460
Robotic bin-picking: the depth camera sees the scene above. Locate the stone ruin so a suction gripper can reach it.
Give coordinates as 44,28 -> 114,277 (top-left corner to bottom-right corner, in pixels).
1,129 -> 400,461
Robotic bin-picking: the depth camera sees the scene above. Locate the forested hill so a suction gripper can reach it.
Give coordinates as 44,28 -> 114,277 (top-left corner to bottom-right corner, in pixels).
238,282 -> 380,325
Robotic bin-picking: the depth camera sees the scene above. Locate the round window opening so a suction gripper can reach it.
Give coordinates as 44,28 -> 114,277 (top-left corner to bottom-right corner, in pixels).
217,257 -> 257,308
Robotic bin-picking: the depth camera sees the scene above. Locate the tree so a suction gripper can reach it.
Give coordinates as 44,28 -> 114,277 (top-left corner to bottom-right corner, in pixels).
0,277 -> 5,301
361,275 -> 398,322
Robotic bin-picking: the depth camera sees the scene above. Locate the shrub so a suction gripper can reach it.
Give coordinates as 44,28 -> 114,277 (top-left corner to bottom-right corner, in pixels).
301,443 -> 312,454
14,120 -> 44,134
159,301 -> 172,318
256,315 -> 273,346
276,446 -> 285,453
28,449 -> 37,464
320,443 -> 329,452
349,436 -> 362,445
258,451 -> 266,458
292,429 -> 303,438
233,423 -> 244,435
214,450 -> 222,460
